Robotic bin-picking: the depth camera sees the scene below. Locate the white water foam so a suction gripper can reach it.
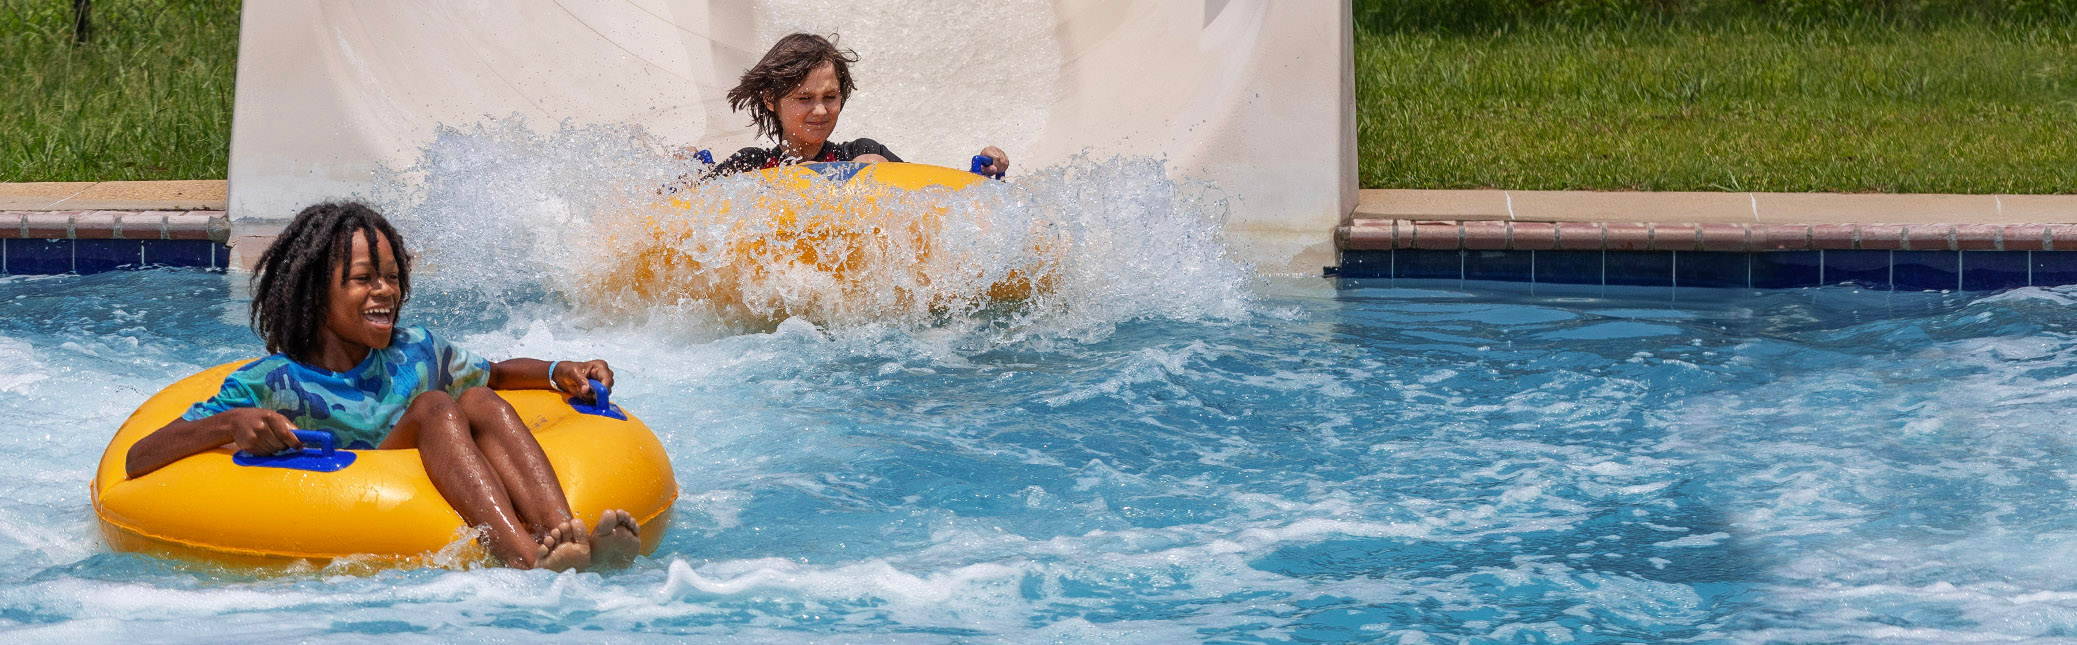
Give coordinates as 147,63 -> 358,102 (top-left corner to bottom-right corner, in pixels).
366,117 -> 1257,348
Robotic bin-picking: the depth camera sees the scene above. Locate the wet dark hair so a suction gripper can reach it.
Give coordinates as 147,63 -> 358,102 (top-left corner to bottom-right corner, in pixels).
727,33 -> 859,141
249,202 -> 411,364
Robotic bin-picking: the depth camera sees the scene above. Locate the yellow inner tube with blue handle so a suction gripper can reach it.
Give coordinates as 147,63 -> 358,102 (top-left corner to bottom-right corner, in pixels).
90,360 -> 677,567
602,162 -> 1057,310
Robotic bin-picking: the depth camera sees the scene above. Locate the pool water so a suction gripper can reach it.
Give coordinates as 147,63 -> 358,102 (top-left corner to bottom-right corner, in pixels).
4,266 -> 2077,641
10,123 -> 2077,640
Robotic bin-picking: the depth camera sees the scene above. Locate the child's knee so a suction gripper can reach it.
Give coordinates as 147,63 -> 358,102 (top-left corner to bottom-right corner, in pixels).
409,390 -> 458,416
457,386 -> 516,417
400,390 -> 465,438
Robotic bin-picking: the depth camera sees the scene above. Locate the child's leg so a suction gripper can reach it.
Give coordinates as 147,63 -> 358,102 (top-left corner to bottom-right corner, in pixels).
454,387 -> 577,532
457,386 -> 642,570
388,390 -> 587,570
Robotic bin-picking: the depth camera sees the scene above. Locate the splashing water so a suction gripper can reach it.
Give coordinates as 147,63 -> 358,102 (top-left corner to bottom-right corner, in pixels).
10,267 -> 2077,640
367,118 -> 1256,345
17,116 -> 2077,640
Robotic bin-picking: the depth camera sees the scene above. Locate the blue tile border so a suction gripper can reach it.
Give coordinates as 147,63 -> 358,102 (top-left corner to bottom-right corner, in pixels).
3,238 -> 223,275
1606,252 -> 1673,287
2035,251 -> 2077,286
6,239 -> 72,275
1464,250 -> 1533,283
1751,251 -> 1823,289
1396,250 -> 1462,280
1537,251 -> 1604,286
76,239 -> 142,274
1676,252 -> 1749,288
1821,250 -> 1892,289
144,240 -> 217,269
1337,249 -> 2077,292
1962,252 -> 2030,292
1893,251 -> 1961,292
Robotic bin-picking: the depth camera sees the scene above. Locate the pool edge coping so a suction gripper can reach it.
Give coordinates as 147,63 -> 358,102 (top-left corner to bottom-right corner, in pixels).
10,181 -> 2077,262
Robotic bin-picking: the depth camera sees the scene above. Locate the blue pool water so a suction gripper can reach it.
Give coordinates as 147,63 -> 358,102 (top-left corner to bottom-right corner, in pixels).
10,124 -> 2077,640
4,267 -> 2077,641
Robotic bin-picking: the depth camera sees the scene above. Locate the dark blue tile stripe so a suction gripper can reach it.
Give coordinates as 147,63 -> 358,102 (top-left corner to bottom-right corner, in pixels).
1962,252 -> 2030,291
1821,250 -> 1892,289
1464,250 -> 1532,282
1676,252 -> 1750,288
1606,252 -> 1673,287
2037,251 -> 2077,286
1537,251 -> 1604,285
1338,249 -> 2077,291
2,238 -> 226,275
1892,251 -> 1960,292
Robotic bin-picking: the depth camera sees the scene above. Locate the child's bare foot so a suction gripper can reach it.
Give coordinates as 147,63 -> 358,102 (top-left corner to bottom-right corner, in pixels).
532,518 -> 593,572
590,509 -> 642,571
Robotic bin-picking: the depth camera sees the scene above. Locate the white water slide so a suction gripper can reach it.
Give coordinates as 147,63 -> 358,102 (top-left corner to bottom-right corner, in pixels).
228,0 -> 1354,274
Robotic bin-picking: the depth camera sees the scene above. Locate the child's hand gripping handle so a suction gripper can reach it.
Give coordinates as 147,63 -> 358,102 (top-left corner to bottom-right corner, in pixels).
292,429 -> 336,455
232,429 -> 357,472
569,379 -> 627,421
970,155 -> 1005,180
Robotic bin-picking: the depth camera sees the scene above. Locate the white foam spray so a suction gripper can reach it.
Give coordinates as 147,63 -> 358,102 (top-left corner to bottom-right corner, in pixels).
365,117 -> 1257,347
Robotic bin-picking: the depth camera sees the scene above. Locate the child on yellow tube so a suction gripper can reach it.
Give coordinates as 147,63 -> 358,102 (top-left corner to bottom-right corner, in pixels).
699,33 -> 1009,178
123,202 -> 640,572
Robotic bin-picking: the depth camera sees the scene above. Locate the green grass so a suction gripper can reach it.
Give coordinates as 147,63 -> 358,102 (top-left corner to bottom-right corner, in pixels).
1357,6 -> 2077,193
1,1 -> 239,182
4,1 -> 2073,193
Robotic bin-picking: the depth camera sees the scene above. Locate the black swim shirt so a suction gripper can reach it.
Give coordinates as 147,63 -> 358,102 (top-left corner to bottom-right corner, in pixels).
709,138 -> 902,177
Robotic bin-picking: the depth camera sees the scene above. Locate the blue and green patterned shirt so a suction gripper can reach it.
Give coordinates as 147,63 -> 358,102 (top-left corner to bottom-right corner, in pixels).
180,326 -> 493,449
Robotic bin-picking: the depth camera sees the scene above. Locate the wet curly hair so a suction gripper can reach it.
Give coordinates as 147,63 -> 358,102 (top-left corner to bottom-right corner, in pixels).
249,202 -> 411,364
727,33 -> 859,142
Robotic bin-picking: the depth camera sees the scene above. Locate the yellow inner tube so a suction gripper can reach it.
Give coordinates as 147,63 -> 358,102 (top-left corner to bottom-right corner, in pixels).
90,360 -> 678,567
596,162 -> 1057,315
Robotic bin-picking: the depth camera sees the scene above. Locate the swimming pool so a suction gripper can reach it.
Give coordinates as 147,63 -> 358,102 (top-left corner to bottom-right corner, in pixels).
4,264 -> 2074,641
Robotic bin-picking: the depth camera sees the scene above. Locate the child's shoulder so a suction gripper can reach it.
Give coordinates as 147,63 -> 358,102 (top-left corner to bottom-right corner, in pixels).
222,353 -> 315,385
389,325 -> 473,354
393,324 -> 435,344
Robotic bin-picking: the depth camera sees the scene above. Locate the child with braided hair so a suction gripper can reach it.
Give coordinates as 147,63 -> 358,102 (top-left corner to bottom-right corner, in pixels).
125,202 -> 641,571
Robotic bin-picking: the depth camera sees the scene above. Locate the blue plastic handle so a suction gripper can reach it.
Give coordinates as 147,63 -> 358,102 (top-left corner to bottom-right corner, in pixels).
969,154 -> 1004,180
695,149 -> 714,165
232,429 -> 357,472
293,429 -> 335,454
569,378 -> 627,420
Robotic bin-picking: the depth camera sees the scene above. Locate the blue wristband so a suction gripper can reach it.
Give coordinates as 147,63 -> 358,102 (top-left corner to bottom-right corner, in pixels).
547,361 -> 564,392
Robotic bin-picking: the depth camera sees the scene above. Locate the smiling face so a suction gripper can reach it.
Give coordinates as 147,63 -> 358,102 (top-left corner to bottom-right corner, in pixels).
766,61 -> 844,158
314,230 -> 400,370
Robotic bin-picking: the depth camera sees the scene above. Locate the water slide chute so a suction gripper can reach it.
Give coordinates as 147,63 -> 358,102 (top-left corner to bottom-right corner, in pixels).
226,1 -> 1352,274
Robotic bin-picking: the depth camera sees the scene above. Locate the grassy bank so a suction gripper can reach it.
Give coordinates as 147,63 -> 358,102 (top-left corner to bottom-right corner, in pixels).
0,1 -> 238,182
4,1 -> 2073,193
1356,2 -> 2077,193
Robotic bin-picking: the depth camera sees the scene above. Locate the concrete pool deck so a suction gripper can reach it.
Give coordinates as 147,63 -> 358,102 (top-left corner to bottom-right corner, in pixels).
0,180 -> 226,211
1347,189 -> 2077,253
1,180 -> 227,243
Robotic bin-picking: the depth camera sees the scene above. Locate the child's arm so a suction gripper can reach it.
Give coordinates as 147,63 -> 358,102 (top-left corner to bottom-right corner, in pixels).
489,358 -> 615,402
125,408 -> 302,478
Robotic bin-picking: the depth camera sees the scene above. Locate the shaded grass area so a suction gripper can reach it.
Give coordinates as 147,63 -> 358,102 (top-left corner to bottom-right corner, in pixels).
1357,3 -> 2077,193
4,0 -> 2072,193
1,1 -> 238,182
